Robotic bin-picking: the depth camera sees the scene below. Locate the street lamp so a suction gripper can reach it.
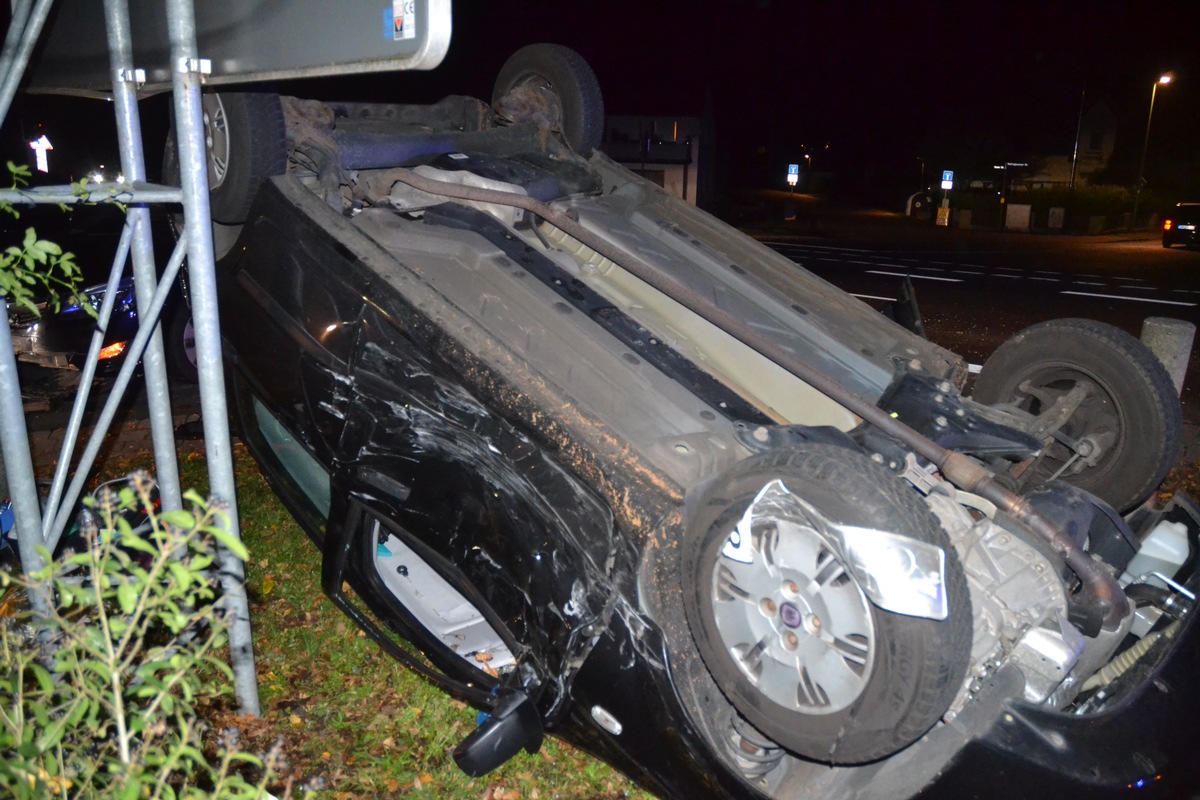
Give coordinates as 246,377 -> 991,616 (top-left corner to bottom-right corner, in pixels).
1131,73 -> 1173,231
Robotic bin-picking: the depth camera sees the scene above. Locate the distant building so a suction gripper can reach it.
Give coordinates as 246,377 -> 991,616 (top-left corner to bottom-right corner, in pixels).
1014,100 -> 1117,189
603,115 -> 701,205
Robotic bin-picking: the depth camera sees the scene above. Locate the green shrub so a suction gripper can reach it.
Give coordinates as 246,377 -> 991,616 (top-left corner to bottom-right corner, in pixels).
0,473 -> 279,799
1015,185 -> 1133,217
1,162 -> 89,319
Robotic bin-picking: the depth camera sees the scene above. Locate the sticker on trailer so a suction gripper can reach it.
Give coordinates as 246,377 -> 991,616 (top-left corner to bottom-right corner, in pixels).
385,1 -> 416,40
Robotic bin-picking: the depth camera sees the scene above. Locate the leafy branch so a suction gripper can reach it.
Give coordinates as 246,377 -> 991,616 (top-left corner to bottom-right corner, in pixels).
1,161 -> 92,319
0,472 -> 283,799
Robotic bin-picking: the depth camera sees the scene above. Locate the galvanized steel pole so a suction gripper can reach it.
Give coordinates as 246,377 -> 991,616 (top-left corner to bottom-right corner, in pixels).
104,0 -> 184,515
164,0 -> 261,716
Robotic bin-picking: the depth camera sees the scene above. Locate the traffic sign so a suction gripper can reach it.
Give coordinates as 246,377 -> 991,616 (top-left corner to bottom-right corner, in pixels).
940,169 -> 953,190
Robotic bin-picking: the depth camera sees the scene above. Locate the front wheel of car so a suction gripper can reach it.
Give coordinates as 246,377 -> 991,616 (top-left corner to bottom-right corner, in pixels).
682,445 -> 971,765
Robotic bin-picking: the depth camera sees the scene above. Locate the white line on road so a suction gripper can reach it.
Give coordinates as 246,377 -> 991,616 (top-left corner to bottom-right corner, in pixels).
1029,277 -> 1059,282
1072,281 -> 1106,286
762,242 -> 874,253
1060,290 -> 1197,307
952,270 -> 986,275
1115,285 -> 1155,291
851,293 -> 898,302
866,270 -> 964,283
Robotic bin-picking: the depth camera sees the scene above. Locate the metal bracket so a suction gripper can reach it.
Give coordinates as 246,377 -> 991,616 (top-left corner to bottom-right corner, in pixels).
116,67 -> 145,87
175,57 -> 212,77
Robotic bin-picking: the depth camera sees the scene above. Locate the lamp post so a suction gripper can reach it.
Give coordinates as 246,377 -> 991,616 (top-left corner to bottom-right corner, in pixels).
1131,73 -> 1173,231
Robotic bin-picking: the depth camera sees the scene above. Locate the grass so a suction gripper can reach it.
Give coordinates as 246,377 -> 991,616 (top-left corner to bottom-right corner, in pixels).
160,445 -> 656,800
47,419 -> 1200,799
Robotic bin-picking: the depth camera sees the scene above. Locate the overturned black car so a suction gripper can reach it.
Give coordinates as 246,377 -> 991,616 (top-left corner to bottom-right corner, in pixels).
215,45 -> 1200,800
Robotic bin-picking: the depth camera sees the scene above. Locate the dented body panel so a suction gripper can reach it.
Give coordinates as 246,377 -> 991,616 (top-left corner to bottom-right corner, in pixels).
220,100 -> 1200,799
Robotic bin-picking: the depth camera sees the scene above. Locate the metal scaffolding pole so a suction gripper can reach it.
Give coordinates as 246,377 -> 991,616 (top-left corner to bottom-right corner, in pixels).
163,0 -> 260,715
104,0 -> 183,517
0,0 -> 261,715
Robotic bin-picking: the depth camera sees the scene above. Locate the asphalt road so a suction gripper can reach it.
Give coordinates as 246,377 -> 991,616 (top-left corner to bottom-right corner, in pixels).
756,209 -> 1200,423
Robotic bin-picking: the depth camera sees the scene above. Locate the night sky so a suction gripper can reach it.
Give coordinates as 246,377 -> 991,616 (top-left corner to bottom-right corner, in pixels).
407,0 -> 1200,201
6,1 -> 1199,203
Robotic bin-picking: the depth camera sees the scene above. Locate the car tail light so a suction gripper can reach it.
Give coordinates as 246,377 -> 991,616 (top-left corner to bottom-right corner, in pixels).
1163,219 -> 1174,230
98,341 -> 127,360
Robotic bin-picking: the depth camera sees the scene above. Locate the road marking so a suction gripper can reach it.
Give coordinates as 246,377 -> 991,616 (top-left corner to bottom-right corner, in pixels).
1060,290 -> 1196,307
763,242 -> 873,253
1072,281 -> 1105,286
1115,285 -> 1155,291
993,273 -> 1022,279
1029,277 -> 1059,282
952,270 -> 986,275
866,270 -> 963,283
851,293 -> 897,302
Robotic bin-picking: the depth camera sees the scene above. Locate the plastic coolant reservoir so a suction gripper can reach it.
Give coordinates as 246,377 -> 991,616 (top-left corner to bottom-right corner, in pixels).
1121,520 -> 1191,587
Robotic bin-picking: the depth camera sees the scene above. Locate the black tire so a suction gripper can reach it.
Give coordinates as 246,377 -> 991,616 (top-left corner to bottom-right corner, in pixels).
163,91 -> 286,225
493,44 -> 604,155
163,302 -> 198,383
682,445 -> 971,764
973,318 -> 1181,512
202,92 -> 286,223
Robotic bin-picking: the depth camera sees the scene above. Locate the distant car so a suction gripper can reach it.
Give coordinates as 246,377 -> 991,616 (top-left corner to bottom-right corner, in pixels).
4,203 -> 195,379
216,45 -> 1198,800
1162,202 -> 1200,248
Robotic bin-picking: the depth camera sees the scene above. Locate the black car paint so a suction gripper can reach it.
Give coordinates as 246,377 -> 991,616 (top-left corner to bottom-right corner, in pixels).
222,172 -> 1200,799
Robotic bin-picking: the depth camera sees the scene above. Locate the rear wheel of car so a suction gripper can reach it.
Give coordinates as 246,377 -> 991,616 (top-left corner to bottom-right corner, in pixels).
682,445 -> 971,764
973,318 -> 1181,512
492,44 -> 604,156
163,90 -> 286,227
199,92 -> 287,224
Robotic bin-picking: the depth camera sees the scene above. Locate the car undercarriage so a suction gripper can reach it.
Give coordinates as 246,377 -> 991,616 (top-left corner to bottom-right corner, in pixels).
215,45 -> 1199,800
